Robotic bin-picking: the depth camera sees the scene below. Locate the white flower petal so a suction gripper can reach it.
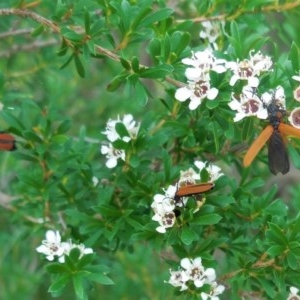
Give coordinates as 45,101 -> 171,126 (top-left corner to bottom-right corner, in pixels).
106,157 -> 118,168
248,76 -> 259,87
189,99 -> 201,110
207,87 -> 218,100
175,87 -> 193,101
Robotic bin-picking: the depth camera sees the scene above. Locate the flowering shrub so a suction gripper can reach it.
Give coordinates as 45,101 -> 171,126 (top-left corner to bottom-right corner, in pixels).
2,1 -> 300,300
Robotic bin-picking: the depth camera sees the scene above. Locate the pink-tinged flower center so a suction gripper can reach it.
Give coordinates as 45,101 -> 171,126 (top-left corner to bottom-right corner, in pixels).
194,81 -> 209,97
291,109 -> 300,126
294,86 -> 300,101
238,61 -> 254,78
242,99 -> 260,113
191,267 -> 202,279
163,212 -> 175,226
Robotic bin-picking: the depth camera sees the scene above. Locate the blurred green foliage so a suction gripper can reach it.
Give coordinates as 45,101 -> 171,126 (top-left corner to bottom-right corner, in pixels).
1,0 -> 300,299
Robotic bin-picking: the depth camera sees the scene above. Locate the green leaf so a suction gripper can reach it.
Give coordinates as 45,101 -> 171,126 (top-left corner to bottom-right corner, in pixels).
139,64 -> 173,79
266,245 -> 285,257
148,38 -> 161,63
229,21 -> 242,58
134,80 -> 148,106
162,34 -> 171,62
171,31 -> 190,57
31,25 -> 44,37
131,56 -> 140,73
266,223 -> 287,245
120,57 -> 131,70
287,251 -> 299,269
62,30 -> 82,42
288,42 -> 300,72
77,253 -> 94,268
48,274 -> 70,295
74,55 -> 85,78
46,263 -> 68,274
72,273 -> 86,300
194,213 -> 222,225
57,39 -> 69,56
107,73 -> 127,92
84,9 -> 91,35
115,122 -> 129,139
60,53 -> 74,70
139,8 -> 173,27
180,227 -> 198,245
56,119 -> 72,134
87,272 -> 114,285
131,6 -> 152,30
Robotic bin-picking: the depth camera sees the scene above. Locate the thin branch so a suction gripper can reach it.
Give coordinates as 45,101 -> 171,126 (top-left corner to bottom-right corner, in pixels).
0,38 -> 59,58
179,0 -> 300,23
0,8 -> 60,33
0,28 -> 32,39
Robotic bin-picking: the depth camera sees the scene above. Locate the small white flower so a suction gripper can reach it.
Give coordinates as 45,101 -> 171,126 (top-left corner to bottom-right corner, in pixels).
226,59 -> 259,87
101,144 -> 125,168
152,211 -> 176,233
194,161 -> 223,182
92,176 -> 99,186
178,168 -> 199,185
201,281 -> 226,300
261,86 -> 286,112
288,107 -> 300,129
59,241 -> 94,263
287,286 -> 300,300
199,21 -> 224,47
180,257 -> 216,288
102,114 -> 140,143
175,78 -> 219,110
227,51 -> 272,87
182,50 -> 227,80
228,86 -> 268,122
249,50 -> 272,75
166,269 -> 189,291
36,230 -> 66,261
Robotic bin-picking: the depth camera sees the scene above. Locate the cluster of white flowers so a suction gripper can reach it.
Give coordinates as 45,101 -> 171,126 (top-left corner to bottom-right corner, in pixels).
100,114 -> 140,168
288,75 -> 300,129
175,49 -> 273,112
287,286 -> 300,300
151,161 -> 223,233
166,257 -> 225,299
228,85 -> 286,122
36,230 -> 93,263
175,49 -> 227,110
226,50 -> 273,87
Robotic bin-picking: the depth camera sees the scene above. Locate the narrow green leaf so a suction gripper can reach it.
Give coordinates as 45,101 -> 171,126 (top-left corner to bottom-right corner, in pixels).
139,8 -> 173,27
72,273 -> 86,300
88,273 -> 114,285
74,55 -> 85,78
162,33 -> 171,62
31,25 -> 44,37
60,53 -> 74,70
84,9 -> 91,35
131,7 -> 152,29
120,57 -> 131,70
56,119 -> 72,134
57,39 -> 69,56
139,64 -> 173,79
131,56 -> 140,73
107,73 -> 127,92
